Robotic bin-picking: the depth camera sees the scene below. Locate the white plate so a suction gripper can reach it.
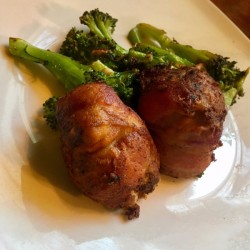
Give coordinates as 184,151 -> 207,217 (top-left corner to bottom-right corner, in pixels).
1,0 -> 250,249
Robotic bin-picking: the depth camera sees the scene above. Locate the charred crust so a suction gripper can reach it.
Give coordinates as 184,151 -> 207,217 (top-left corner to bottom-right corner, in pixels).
136,172 -> 159,196
124,204 -> 140,220
138,65 -> 227,179
196,172 -> 204,178
57,83 -> 161,219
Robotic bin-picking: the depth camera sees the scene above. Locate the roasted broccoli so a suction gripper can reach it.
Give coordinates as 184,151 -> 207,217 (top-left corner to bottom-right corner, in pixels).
42,96 -> 60,129
128,23 -> 249,105
60,9 -> 127,70
9,37 -> 137,100
9,37 -> 139,128
129,43 -> 193,68
60,9 -> 193,71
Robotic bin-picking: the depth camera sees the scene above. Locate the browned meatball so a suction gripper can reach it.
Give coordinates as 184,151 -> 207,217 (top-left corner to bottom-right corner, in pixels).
137,66 -> 227,178
56,82 -> 160,219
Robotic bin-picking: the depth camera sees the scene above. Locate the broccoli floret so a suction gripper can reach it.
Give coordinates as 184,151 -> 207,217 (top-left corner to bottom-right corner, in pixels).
88,60 -> 139,105
60,9 -> 128,71
79,9 -> 127,66
79,8 -> 117,40
128,23 -> 249,105
43,96 -> 60,130
60,27 -> 103,64
206,56 -> 249,105
60,26 -> 121,69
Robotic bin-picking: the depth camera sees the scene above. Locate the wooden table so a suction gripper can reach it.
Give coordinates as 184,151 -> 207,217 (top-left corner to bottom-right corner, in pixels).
210,0 -> 250,38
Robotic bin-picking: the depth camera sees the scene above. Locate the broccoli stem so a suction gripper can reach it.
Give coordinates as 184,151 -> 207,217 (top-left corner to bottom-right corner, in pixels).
128,23 -> 215,64
79,9 -> 127,56
91,60 -> 114,75
128,23 -> 171,48
130,43 -> 194,66
9,37 -> 91,90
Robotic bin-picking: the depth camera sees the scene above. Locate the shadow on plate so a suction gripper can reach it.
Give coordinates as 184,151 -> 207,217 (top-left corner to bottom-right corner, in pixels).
21,117 -> 115,231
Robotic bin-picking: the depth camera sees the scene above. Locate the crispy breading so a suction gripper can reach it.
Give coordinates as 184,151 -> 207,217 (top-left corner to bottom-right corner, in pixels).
56,82 -> 160,219
137,66 -> 227,178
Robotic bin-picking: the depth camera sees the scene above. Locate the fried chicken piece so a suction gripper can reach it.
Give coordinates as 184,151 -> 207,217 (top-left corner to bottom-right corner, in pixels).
137,66 -> 227,178
56,82 -> 160,219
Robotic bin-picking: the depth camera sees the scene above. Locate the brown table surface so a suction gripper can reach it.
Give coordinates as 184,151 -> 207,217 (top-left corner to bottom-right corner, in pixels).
210,0 -> 250,39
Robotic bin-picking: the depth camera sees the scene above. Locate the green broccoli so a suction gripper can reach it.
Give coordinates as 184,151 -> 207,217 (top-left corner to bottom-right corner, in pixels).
60,9 -> 193,71
42,96 -> 60,130
128,23 -> 249,106
59,27 -> 107,65
9,37 -> 92,91
60,9 -> 127,70
79,8 -> 118,41
9,37 -> 139,129
129,43 -> 193,67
